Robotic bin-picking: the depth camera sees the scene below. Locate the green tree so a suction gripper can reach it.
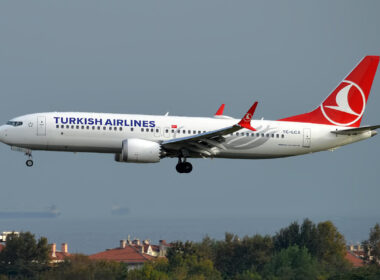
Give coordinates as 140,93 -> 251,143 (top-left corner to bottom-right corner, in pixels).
263,245 -> 322,280
126,259 -> 169,280
273,221 -> 301,251
0,231 -> 50,278
214,233 -> 273,278
166,241 -> 222,280
273,219 -> 319,256
329,264 -> 380,280
315,221 -> 346,264
363,223 -> 380,264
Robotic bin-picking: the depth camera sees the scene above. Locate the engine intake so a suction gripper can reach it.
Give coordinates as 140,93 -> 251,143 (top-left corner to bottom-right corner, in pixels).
115,138 -> 161,163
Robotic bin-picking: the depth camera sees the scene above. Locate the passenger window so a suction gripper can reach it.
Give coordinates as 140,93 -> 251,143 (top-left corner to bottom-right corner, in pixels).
156,129 -> 159,133
177,129 -> 180,133
61,125 -> 64,129
130,128 -> 134,131
92,126 -> 95,130
56,125 -> 59,128
171,129 -> 174,133
281,134 -> 284,138
236,132 -> 239,136
203,131 -> 206,133
276,134 -> 279,138
151,128 -> 154,132
261,133 -> 264,137
103,127 -> 106,130
193,130 -> 196,134
71,125 -> 74,129
183,130 -> 186,134
76,125 -> 79,129
114,127 -> 117,131
81,126 -> 84,129
86,126 -> 90,130
271,134 -> 274,138
66,125 -> 69,129
188,130 -> 191,134
198,131 -> 201,134
165,129 -> 169,133
98,126 -> 101,130
109,127 -> 112,131
141,128 -> 144,132
119,127 -> 123,131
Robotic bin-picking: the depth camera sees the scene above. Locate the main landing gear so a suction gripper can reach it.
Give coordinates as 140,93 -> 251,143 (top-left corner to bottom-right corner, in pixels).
176,157 -> 193,174
25,151 -> 33,167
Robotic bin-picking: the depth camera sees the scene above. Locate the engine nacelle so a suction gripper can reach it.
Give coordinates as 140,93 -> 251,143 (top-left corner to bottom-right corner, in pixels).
115,138 -> 161,163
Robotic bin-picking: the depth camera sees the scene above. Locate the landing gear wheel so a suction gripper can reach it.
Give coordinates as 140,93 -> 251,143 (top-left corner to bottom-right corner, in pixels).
26,160 -> 34,167
175,161 -> 193,174
183,162 -> 193,173
176,163 -> 185,173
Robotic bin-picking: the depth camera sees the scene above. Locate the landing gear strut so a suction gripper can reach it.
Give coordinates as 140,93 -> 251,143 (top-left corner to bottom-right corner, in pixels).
176,157 -> 193,174
25,151 -> 33,167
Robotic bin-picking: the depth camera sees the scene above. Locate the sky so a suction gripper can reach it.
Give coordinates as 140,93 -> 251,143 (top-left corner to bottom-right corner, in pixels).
0,0 -> 380,249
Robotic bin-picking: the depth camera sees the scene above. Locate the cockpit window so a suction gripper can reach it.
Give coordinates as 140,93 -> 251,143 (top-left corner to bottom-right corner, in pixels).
6,121 -> 23,127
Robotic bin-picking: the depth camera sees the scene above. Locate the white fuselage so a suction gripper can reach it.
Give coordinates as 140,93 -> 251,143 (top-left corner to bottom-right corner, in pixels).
0,112 -> 372,160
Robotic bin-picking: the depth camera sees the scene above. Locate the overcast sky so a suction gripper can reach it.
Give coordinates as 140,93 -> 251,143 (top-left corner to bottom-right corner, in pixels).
0,1 -> 380,224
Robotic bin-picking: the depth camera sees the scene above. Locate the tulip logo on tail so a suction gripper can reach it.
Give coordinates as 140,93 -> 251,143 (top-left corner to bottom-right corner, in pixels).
244,113 -> 252,121
320,80 -> 366,126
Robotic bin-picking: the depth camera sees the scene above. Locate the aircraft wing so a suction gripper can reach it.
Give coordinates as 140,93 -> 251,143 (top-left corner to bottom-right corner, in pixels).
331,125 -> 380,135
161,102 -> 258,157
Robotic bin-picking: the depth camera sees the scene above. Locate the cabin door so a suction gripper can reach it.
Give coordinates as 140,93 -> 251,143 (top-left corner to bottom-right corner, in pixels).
37,116 -> 46,136
303,128 -> 311,148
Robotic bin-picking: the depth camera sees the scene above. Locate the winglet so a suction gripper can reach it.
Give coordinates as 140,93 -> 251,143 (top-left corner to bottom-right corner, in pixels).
238,102 -> 258,131
214,104 -> 225,116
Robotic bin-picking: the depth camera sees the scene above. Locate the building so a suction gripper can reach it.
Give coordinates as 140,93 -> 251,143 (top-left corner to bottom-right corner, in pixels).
0,231 -> 20,242
345,251 -> 365,267
89,238 -> 170,270
50,243 -> 70,263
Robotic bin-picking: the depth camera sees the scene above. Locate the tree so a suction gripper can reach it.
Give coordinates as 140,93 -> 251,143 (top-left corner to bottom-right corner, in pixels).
166,241 -> 222,280
363,223 -> 380,264
273,219 -> 319,256
0,231 -> 50,278
213,233 -> 273,278
273,221 -> 301,251
263,245 -> 322,280
315,221 -> 346,264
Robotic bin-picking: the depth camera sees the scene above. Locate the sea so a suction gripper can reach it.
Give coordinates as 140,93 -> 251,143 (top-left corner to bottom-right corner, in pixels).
0,216 -> 378,254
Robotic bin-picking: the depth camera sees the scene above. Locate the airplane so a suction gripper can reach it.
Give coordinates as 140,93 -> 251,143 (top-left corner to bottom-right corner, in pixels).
0,55 -> 379,173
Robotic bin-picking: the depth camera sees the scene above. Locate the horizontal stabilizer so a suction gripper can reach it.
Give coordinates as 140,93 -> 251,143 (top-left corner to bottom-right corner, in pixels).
331,125 -> 380,135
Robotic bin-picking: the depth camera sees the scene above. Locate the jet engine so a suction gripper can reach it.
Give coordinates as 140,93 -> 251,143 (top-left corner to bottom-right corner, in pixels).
115,138 -> 161,163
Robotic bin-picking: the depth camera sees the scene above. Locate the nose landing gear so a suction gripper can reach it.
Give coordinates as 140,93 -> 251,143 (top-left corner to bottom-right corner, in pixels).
176,157 -> 193,173
25,151 -> 33,167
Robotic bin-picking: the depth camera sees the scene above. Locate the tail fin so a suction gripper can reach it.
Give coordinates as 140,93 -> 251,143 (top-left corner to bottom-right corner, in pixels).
280,56 -> 379,127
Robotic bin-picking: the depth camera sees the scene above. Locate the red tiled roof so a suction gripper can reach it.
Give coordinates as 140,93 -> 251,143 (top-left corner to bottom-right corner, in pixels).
54,252 -> 70,261
89,245 -> 154,263
345,251 -> 364,267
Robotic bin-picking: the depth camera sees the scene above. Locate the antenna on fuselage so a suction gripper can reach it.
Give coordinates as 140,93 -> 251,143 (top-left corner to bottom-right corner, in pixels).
164,112 -> 169,116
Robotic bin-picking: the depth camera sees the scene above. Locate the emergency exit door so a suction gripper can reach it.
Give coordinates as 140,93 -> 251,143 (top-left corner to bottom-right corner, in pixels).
37,116 -> 46,136
303,128 -> 311,148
